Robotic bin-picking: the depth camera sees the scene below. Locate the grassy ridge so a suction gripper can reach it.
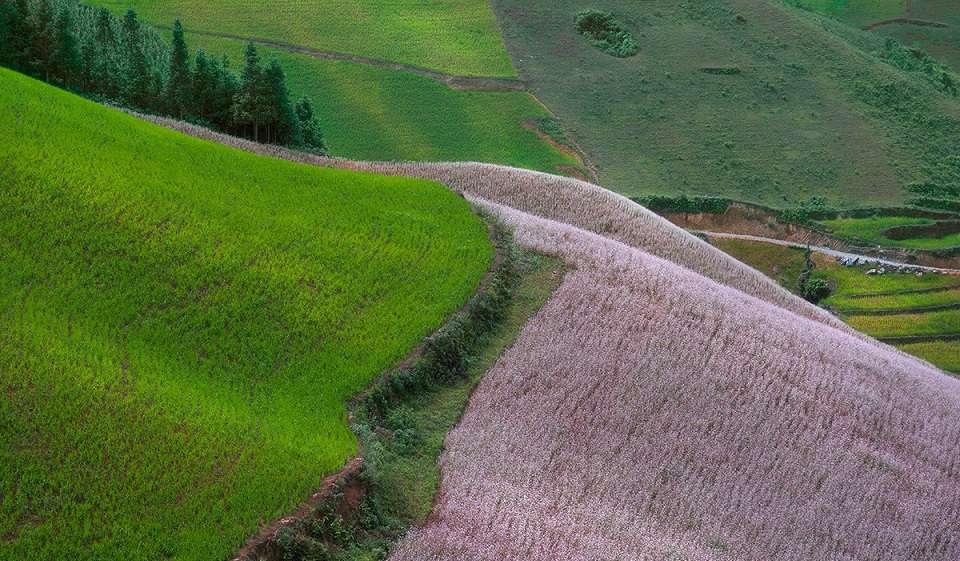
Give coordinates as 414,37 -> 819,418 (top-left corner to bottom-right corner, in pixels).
188,34 -> 575,172
0,68 -> 492,560
87,0 -> 516,76
492,0 -> 960,206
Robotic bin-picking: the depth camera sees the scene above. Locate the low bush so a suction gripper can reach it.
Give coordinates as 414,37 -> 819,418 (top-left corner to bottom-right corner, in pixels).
574,10 -> 638,57
633,195 -> 731,214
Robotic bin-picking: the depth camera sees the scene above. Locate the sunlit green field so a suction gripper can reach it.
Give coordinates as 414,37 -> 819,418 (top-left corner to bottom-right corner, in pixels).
189,34 -> 575,173
0,68 -> 492,560
818,216 -> 960,249
87,0 -> 516,76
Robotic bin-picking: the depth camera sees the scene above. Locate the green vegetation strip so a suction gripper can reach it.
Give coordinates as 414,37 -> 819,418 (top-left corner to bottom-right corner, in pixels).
818,216 -> 960,250
252,239 -> 565,561
0,68 -> 492,561
86,0 -> 517,77
845,310 -> 960,338
896,341 -> 960,375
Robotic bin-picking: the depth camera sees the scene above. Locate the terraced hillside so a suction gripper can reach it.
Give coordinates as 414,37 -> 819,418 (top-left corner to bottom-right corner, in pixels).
492,0 -> 960,206
713,237 -> 959,373
82,0 -> 582,175
0,68 -> 492,560
88,0 -> 516,76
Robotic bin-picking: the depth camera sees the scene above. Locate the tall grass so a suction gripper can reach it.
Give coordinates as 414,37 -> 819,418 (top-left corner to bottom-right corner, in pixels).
388,200 -> 960,561
0,68 -> 491,561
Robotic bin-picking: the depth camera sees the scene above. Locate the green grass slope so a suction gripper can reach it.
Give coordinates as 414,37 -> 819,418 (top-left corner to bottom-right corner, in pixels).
0,68 -> 492,560
493,0 -> 960,207
796,0 -> 960,72
188,34 -> 576,173
88,0 -> 516,77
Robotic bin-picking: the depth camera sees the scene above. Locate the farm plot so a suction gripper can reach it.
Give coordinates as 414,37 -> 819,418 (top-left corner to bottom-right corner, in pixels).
491,0 -> 960,207
86,0 -> 516,76
388,199 -> 960,561
0,69 -> 492,561
186,34 -> 576,173
818,216 -> 960,250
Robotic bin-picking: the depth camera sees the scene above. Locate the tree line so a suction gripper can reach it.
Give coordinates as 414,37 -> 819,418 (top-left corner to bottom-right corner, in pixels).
0,0 -> 326,153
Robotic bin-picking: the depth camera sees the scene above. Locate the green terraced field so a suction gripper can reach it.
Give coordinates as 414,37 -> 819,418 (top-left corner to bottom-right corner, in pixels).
818,216 -> 960,249
0,68 -> 492,560
831,287 -> 960,310
845,309 -> 960,337
188,34 -> 576,173
492,0 -> 960,206
791,0 -> 905,27
87,0 -> 516,76
897,340 -> 960,373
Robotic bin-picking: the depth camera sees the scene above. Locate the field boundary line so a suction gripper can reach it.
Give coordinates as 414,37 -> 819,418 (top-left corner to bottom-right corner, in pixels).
154,24 -> 527,92
837,302 -> 960,316
865,17 -> 948,31
879,333 -> 960,344
845,284 -> 960,299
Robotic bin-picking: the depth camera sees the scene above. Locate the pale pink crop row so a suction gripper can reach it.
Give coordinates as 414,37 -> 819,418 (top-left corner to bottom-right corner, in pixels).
388,199 -> 960,561
140,115 -> 960,560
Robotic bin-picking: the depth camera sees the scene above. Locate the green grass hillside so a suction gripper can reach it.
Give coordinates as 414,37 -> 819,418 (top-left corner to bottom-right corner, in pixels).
88,0 -> 516,77
493,0 -> 960,206
796,0 -> 960,71
187,34 -> 576,173
0,68 -> 492,560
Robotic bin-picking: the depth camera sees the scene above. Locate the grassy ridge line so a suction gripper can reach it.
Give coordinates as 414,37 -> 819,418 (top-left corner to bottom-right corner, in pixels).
133,112 -> 849,335
0,68 -> 491,561
86,0 -> 517,77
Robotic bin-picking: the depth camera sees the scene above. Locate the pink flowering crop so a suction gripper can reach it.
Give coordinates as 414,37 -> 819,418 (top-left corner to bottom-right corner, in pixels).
386,200 -> 960,561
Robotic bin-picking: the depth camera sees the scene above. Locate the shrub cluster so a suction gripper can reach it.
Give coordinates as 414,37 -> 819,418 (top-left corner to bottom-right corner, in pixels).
633,194 -> 731,214
574,10 -> 638,58
879,38 -> 958,97
0,0 -> 326,152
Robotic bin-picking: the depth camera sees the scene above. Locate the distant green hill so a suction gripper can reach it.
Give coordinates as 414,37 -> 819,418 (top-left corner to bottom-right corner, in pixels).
0,68 -> 491,560
493,0 -> 960,208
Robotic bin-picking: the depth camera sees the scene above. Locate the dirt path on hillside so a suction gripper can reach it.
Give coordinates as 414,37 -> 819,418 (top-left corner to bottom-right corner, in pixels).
155,25 -> 527,92
699,231 -> 960,274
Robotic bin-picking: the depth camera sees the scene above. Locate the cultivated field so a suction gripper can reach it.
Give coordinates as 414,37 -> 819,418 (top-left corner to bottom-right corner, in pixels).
492,0 -> 960,207
388,199 -> 960,561
0,69 -> 492,560
86,0 -> 516,76
187,34 -> 576,174
818,216 -> 960,250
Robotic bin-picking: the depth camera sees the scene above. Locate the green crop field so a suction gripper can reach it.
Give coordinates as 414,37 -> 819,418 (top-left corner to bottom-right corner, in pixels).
897,341 -> 960,372
831,287 -> 960,310
187,34 -> 576,173
492,0 -> 960,207
846,309 -> 960,337
817,216 -> 960,249
0,68 -> 492,560
87,0 -> 516,76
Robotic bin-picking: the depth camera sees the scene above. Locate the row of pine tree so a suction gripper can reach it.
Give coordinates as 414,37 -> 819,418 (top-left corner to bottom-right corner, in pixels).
0,0 -> 326,153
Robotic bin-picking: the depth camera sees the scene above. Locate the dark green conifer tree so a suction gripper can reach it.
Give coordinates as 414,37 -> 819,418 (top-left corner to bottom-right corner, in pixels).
121,9 -> 150,107
49,5 -> 80,86
234,42 -> 266,141
29,0 -> 54,80
191,48 -> 213,120
295,97 -> 327,154
92,8 -> 118,97
166,19 -> 191,117
264,60 -> 296,144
